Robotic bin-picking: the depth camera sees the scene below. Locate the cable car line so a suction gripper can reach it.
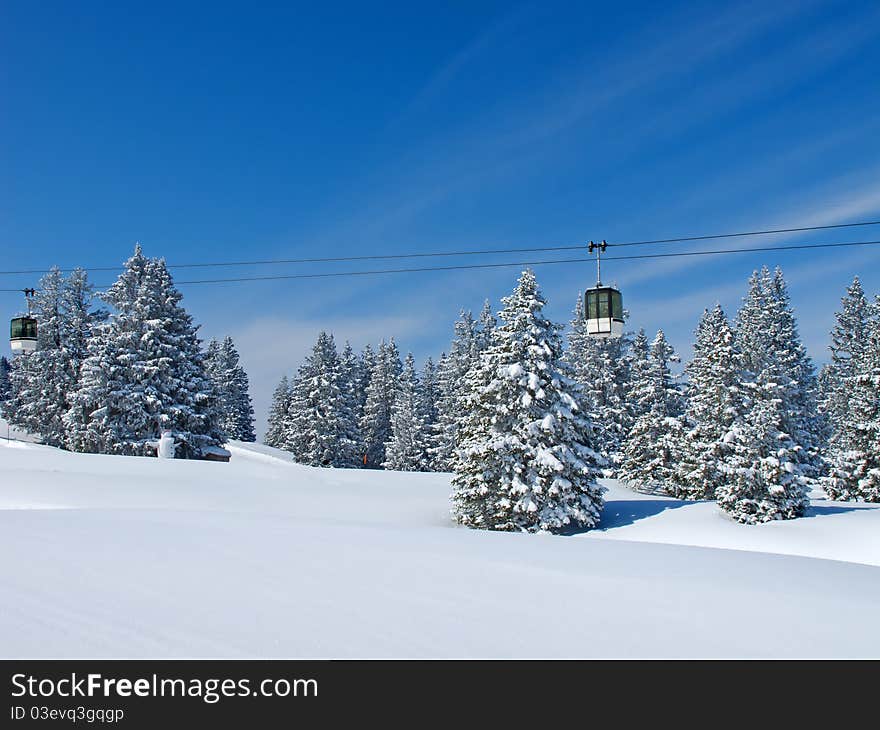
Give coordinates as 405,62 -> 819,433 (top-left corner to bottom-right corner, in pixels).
6,236 -> 880,350
1,218 -> 880,278
0,244 -> 589,276
163,237 -> 880,285
0,236 -> 864,291
608,219 -> 880,248
1,238 -> 880,293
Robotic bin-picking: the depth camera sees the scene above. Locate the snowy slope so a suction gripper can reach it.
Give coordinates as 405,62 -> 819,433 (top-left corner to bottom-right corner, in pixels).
591,480 -> 880,567
1,439 -> 879,658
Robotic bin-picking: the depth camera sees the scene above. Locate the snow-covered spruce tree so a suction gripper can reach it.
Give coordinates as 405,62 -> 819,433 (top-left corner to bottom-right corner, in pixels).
823,293 -> 880,501
770,268 -> 828,467
63,267 -> 106,378
205,339 -> 224,427
430,310 -> 480,470
715,268 -> 814,523
205,336 -> 256,441
618,330 -> 684,493
819,277 -> 870,434
671,305 -> 745,500
0,356 -> 10,405
283,331 -> 360,467
5,268 -> 66,444
384,353 -> 432,471
419,357 -> 440,418
66,246 -> 224,458
423,352 -> 447,469
623,328 -> 652,424
451,269 -> 604,533
736,267 -> 825,479
4,267 -> 102,447
56,267 -> 106,442
475,299 -> 497,353
356,344 -> 375,415
415,356 -> 442,470
339,342 -> 361,398
340,341 -> 365,457
280,368 -> 308,459
564,293 -> 632,472
264,375 -> 292,448
359,339 -> 402,467
716,382 -> 811,523
223,337 -> 256,441
427,307 -> 499,471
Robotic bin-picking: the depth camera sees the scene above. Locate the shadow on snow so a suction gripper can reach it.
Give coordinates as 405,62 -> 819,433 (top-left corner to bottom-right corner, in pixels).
557,495 -> 874,536
596,499 -> 695,530
803,503 -> 873,519
557,498 -> 695,535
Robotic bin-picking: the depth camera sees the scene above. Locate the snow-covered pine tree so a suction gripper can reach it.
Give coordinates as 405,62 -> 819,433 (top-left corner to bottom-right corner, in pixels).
618,330 -> 684,492
384,353 -> 432,471
0,356 -> 10,405
564,292 -> 632,472
451,269 -> 604,533
359,339 -> 402,467
352,343 -> 375,445
417,356 -> 442,471
66,246 -> 225,458
205,339 -> 224,423
735,266 -> 824,482
5,269 -> 62,443
265,375 -> 292,448
57,267 -> 106,443
63,267 -> 106,378
770,268 -> 827,469
204,337 -> 256,441
823,288 -> 880,502
716,379 -> 811,523
281,368 -> 308,460
671,305 -> 745,500
284,331 -> 360,467
715,267 -> 813,522
819,277 -> 870,434
6,268 -> 104,446
423,352 -> 447,469
475,299 -> 497,353
339,341 -> 364,458
430,311 -> 480,470
224,337 -> 256,441
623,328 -> 652,424
339,342 -> 361,397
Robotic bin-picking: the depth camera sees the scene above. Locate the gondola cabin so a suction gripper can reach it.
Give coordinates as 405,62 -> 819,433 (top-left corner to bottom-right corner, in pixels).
585,286 -> 624,339
10,315 -> 37,354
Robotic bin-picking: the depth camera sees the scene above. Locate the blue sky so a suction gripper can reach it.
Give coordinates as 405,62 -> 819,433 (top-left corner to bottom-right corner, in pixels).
3,0 -> 880,434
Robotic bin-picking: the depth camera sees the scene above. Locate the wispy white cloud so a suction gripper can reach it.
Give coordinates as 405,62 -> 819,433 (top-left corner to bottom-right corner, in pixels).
495,0 -> 819,150
294,0 -> 825,254
613,166 -> 880,290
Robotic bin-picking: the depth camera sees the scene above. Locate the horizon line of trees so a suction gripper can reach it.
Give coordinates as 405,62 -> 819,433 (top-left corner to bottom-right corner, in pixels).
266,265 -> 879,529
264,299 -> 497,471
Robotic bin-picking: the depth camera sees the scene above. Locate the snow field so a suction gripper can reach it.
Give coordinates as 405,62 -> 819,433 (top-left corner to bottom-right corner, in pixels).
2,439 -> 879,658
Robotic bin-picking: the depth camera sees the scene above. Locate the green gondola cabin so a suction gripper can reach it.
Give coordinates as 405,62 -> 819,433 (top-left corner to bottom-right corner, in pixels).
585,286 -> 624,339
10,315 -> 37,354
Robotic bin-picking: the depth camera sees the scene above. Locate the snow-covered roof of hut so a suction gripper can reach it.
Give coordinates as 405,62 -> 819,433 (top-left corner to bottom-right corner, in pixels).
203,446 -> 231,458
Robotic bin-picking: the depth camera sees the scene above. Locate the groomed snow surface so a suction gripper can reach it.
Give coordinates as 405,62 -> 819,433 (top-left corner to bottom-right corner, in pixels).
1,438 -> 879,658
